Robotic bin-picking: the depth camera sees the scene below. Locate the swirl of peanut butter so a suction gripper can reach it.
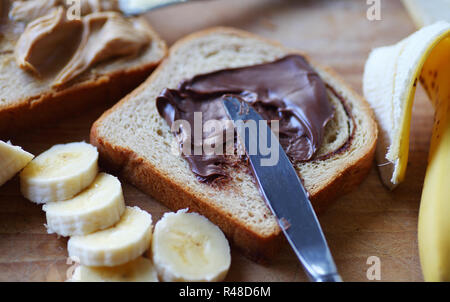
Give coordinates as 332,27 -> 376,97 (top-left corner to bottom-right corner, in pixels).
9,0 -> 61,23
15,7 -> 83,76
53,11 -> 151,86
9,0 -> 120,23
14,4 -> 151,86
80,0 -> 120,14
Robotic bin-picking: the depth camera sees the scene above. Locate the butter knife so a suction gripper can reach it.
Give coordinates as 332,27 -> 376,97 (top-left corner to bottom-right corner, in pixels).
119,0 -> 207,15
223,96 -> 342,282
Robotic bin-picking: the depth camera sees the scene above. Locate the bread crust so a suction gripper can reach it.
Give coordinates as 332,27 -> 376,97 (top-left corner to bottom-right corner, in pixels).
0,24 -> 168,139
90,27 -> 377,262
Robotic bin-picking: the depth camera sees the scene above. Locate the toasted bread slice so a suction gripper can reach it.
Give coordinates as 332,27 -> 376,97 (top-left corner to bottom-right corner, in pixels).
90,27 -> 377,261
0,14 -> 167,138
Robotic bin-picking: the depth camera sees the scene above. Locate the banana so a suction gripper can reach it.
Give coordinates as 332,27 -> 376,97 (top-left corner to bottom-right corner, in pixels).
68,256 -> 158,282
68,206 -> 152,267
363,21 -> 450,189
43,173 -> 125,237
20,142 -> 98,204
152,209 -> 231,282
418,36 -> 450,281
363,22 -> 450,280
0,140 -> 34,187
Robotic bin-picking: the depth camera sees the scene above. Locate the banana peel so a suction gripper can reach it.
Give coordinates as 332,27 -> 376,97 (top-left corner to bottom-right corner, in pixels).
363,21 -> 450,189
363,21 -> 450,281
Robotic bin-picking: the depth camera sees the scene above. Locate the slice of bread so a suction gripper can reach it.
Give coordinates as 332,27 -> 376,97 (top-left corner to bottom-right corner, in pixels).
0,15 -> 167,138
90,27 -> 377,261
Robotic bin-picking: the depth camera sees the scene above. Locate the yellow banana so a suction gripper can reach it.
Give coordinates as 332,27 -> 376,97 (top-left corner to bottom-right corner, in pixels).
418,37 -> 450,282
363,22 -> 450,281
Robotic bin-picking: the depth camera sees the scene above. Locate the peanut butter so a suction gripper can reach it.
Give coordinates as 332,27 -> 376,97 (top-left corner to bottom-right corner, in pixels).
13,4 -> 151,86
15,7 -> 83,76
79,0 -> 120,15
54,12 -> 151,86
9,0 -> 120,23
9,0 -> 61,23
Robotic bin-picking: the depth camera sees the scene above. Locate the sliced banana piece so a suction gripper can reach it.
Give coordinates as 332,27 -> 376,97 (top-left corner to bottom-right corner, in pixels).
0,140 -> 34,187
20,142 -> 98,203
363,21 -> 450,189
152,209 -> 231,282
69,257 -> 158,282
68,206 -> 152,267
43,173 -> 125,237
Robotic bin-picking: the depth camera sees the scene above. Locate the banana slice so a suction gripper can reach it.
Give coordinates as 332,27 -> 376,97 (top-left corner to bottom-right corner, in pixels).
68,257 -> 158,282
68,206 -> 152,267
20,142 -> 98,204
0,140 -> 34,187
43,173 -> 125,237
363,21 -> 450,189
152,209 -> 231,282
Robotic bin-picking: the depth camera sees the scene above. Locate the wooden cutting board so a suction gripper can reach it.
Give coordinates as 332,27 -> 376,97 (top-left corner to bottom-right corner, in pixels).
0,0 -> 430,281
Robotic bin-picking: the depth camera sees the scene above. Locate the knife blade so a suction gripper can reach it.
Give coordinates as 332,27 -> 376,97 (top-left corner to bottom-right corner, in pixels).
223,96 -> 342,282
118,0 -> 208,15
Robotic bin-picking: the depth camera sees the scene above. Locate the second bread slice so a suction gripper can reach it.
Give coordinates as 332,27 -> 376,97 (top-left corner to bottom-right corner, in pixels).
0,13 -> 167,137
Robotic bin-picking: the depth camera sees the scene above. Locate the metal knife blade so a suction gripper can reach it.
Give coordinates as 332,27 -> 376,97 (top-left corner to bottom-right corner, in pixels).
119,0 -> 207,15
223,96 -> 342,282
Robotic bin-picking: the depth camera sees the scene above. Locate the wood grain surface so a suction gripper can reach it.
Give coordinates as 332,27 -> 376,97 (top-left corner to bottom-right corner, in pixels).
0,0 -> 431,281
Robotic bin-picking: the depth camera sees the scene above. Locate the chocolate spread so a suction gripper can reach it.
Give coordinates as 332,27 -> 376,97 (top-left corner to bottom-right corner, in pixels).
156,55 -> 335,182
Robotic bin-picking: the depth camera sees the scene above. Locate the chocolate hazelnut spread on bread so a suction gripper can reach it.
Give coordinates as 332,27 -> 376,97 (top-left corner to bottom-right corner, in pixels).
156,55 -> 336,182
